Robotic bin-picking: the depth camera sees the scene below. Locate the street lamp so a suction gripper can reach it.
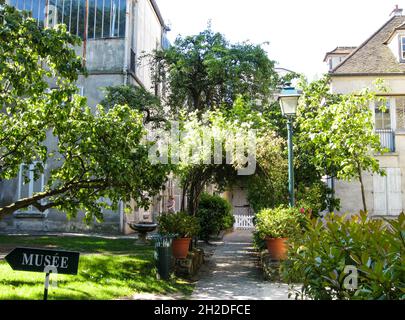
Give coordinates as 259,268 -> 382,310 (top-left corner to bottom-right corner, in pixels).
278,86 -> 301,207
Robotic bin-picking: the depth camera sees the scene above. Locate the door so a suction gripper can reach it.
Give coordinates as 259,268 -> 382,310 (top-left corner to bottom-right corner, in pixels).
373,168 -> 403,216
387,168 -> 403,216
373,172 -> 387,216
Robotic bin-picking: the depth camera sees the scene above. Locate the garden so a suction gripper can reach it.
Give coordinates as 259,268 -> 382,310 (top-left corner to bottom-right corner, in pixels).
253,207 -> 404,300
0,235 -> 193,300
0,4 -> 404,301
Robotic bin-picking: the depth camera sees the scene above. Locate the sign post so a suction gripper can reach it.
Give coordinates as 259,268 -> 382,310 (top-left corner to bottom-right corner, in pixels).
44,272 -> 50,301
5,247 -> 80,300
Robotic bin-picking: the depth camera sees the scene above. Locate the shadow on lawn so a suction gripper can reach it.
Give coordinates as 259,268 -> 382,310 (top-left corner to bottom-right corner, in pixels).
0,235 -> 152,254
0,253 -> 193,299
0,235 -> 194,299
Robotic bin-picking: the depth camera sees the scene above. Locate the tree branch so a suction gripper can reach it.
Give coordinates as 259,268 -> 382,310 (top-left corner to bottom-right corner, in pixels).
0,178 -> 108,216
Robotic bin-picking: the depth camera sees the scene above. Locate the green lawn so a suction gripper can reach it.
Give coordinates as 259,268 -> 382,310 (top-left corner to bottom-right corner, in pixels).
0,235 -> 194,300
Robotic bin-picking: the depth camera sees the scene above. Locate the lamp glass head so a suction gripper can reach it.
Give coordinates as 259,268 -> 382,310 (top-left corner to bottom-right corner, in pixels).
278,87 -> 301,116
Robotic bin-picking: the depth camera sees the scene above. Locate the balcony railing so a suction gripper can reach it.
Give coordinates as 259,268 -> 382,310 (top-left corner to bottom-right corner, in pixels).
376,129 -> 395,152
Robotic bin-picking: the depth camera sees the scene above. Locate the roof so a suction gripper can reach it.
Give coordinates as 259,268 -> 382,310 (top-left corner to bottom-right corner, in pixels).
384,21 -> 405,44
331,16 -> 405,75
150,0 -> 167,29
323,46 -> 357,62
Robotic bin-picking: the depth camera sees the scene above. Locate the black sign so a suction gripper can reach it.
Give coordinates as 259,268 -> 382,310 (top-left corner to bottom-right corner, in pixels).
5,247 -> 80,275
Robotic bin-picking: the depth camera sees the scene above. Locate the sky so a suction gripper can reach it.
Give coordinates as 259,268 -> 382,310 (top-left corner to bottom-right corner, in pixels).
155,0 -> 402,80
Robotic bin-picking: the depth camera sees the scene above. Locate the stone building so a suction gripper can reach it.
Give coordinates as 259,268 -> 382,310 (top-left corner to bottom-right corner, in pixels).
0,0 -> 171,233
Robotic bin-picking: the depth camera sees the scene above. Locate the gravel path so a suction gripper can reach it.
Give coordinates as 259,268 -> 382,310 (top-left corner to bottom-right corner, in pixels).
191,230 -> 291,300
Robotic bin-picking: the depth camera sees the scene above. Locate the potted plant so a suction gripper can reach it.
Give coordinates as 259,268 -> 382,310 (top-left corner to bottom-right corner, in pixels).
157,211 -> 200,259
255,206 -> 301,260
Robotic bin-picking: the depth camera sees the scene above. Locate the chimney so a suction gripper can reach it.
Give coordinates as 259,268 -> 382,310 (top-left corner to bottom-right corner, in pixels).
390,5 -> 403,17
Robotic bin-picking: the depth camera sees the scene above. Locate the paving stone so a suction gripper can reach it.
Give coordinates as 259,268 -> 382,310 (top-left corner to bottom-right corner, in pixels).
191,230 -> 292,300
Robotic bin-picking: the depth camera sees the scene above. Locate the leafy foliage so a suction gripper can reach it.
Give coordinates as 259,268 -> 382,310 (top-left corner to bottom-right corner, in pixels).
0,4 -> 84,181
146,27 -> 285,216
0,5 -> 170,219
100,85 -> 166,127
157,212 -> 200,239
281,212 -> 405,300
296,182 -> 340,217
171,98 -> 269,215
1,103 -> 171,220
297,76 -> 387,211
196,193 -> 234,241
150,28 -> 279,115
254,206 -> 304,239
246,132 -> 288,212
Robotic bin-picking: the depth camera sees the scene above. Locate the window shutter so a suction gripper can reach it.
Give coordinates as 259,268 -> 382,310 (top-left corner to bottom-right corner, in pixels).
373,173 -> 387,216
387,168 -> 403,215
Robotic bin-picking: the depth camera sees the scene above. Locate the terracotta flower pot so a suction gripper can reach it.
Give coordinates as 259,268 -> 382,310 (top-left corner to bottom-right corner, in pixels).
172,238 -> 191,259
265,237 -> 288,260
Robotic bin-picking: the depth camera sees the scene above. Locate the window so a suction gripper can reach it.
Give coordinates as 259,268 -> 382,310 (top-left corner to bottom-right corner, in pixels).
375,100 -> 391,129
77,86 -> 84,95
9,0 -> 46,27
16,163 -> 46,214
396,97 -> 405,130
10,0 -> 126,39
401,36 -> 405,60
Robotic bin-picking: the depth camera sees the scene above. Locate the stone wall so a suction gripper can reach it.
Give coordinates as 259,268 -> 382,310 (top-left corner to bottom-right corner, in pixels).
174,248 -> 205,278
259,250 -> 283,282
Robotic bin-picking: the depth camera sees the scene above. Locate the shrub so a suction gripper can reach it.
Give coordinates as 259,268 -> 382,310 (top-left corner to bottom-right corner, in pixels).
281,212 -> 405,300
196,193 -> 234,241
296,182 -> 340,217
255,206 -> 304,240
157,211 -> 200,239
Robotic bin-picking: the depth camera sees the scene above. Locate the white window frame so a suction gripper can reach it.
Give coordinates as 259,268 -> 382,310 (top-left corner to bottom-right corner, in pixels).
15,162 -> 47,215
77,86 -> 84,96
389,97 -> 397,131
373,97 -> 396,130
394,96 -> 405,131
400,36 -> 405,60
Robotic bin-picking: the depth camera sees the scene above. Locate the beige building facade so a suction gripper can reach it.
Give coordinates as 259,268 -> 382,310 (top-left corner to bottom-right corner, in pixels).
325,10 -> 405,217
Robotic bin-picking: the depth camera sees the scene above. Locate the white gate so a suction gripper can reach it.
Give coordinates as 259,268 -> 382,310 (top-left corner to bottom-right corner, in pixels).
233,207 -> 255,230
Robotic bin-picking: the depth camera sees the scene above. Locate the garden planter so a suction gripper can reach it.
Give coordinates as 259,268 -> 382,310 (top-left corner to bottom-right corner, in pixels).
265,237 -> 288,260
172,238 -> 191,259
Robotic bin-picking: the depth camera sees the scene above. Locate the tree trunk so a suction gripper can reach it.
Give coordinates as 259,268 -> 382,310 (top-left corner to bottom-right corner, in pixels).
183,166 -> 213,216
357,165 -> 367,213
180,183 -> 188,212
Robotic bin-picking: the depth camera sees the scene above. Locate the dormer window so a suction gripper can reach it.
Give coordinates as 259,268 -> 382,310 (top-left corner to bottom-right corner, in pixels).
401,36 -> 405,60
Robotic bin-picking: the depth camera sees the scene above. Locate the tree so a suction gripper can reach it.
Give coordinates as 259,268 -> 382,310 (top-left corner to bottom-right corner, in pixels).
172,104 -> 250,216
150,27 -> 279,115
148,28 -> 283,215
0,104 -> 170,220
246,131 -> 288,212
297,76 -> 387,212
0,3 -> 84,181
0,4 -> 170,219
100,85 -> 166,127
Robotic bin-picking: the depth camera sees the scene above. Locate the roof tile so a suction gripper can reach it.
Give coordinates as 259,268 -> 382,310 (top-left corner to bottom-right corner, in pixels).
332,16 -> 405,74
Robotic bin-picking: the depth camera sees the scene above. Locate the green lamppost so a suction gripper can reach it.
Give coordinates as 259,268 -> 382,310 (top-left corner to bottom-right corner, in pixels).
278,87 -> 301,207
